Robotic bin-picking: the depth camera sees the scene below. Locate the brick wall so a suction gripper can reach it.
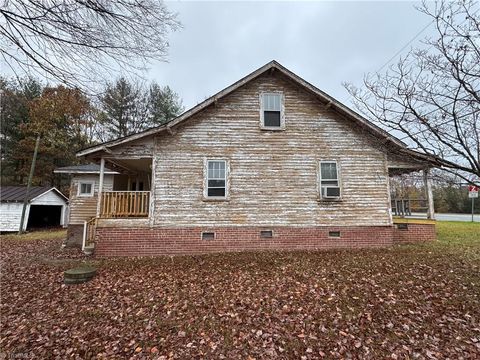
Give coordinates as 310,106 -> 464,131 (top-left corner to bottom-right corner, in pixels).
94,226 -> 395,257
392,223 -> 436,244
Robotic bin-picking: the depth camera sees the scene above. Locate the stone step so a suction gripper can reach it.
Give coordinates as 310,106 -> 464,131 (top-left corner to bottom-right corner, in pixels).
83,245 -> 94,256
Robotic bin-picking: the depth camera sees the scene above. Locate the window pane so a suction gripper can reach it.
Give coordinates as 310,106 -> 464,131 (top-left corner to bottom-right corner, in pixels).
208,161 -> 226,179
263,94 -> 281,111
208,180 -> 225,188
321,163 -> 337,180
274,94 -> 280,110
208,188 -> 225,197
264,111 -> 281,127
81,183 -> 91,194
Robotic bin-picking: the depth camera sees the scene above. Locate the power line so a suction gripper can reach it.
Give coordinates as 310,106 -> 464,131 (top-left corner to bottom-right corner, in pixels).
375,20 -> 435,74
340,18 -> 435,105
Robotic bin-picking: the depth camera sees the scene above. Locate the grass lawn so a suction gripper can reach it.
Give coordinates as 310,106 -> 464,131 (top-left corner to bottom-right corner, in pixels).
1,222 -> 479,359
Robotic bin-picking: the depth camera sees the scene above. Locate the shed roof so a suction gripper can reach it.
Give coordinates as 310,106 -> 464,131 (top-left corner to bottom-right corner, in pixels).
0,186 -> 68,203
54,164 -> 119,174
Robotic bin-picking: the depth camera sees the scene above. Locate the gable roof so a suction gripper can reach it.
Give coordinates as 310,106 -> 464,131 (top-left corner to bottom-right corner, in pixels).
54,164 -> 119,174
76,61 -> 441,166
0,186 -> 68,203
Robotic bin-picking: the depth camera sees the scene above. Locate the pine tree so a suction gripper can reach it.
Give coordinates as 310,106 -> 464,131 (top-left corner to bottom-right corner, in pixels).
148,84 -> 183,126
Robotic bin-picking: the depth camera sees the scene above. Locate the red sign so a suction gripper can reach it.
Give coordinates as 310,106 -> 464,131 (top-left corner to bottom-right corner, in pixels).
468,185 -> 479,192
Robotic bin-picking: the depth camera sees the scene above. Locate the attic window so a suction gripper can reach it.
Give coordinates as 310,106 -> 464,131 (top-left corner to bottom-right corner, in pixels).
261,93 -> 284,129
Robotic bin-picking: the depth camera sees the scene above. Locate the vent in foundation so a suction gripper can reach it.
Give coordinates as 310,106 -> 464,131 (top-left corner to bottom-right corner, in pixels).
329,231 -> 341,238
260,230 -> 273,238
201,232 -> 215,240
397,223 -> 408,230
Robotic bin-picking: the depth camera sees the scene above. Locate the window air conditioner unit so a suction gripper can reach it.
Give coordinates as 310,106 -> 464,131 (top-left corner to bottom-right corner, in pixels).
323,186 -> 341,198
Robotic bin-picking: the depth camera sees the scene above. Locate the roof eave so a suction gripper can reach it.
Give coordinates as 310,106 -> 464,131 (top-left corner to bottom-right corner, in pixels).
29,187 -> 69,203
53,169 -> 119,175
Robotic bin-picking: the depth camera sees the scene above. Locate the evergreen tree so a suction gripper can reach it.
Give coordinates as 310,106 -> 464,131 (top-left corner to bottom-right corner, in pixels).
148,84 -> 183,126
99,78 -> 183,141
99,78 -> 148,140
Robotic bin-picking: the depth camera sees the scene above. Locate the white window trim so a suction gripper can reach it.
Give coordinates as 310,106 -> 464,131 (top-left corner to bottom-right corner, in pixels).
77,180 -> 95,197
318,160 -> 342,201
259,91 -> 285,130
203,158 -> 230,201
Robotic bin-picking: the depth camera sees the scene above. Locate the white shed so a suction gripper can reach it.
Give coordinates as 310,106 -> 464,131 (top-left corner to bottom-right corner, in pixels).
0,186 -> 69,232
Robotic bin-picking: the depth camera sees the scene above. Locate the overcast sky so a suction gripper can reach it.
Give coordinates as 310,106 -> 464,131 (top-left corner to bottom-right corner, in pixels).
147,1 -> 436,110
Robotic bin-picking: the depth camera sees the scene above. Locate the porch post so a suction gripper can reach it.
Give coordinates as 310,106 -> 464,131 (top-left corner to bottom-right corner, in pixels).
423,168 -> 435,220
96,157 -> 105,217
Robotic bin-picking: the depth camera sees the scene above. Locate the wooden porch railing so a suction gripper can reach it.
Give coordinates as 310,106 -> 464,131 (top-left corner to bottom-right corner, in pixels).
100,191 -> 150,218
83,217 -> 97,250
391,198 -> 428,217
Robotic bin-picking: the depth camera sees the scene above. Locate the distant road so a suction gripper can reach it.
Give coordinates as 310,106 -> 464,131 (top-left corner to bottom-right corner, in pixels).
410,213 -> 480,222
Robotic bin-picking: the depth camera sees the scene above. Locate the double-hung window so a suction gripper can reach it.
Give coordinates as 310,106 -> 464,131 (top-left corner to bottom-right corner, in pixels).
261,93 -> 283,129
206,160 -> 227,198
319,161 -> 341,199
78,181 -> 94,197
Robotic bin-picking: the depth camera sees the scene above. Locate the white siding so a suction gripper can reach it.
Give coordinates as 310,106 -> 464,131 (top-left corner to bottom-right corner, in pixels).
68,174 -> 114,224
31,190 -> 67,206
0,203 -> 28,232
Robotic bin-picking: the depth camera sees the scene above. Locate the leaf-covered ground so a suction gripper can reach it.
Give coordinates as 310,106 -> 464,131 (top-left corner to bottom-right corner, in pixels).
1,223 -> 479,359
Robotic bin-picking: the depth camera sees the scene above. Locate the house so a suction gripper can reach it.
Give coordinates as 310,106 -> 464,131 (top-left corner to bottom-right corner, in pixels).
65,61 -> 440,256
0,186 -> 68,232
53,164 -> 121,247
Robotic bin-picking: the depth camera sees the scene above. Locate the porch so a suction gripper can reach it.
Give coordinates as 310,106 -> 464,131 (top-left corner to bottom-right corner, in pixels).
96,157 -> 153,219
82,156 -> 153,251
389,166 -> 435,222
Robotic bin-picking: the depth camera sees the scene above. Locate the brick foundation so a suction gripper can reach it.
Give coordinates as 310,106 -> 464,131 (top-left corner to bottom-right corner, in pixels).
95,226 -> 398,257
392,223 -> 436,244
65,224 -> 84,248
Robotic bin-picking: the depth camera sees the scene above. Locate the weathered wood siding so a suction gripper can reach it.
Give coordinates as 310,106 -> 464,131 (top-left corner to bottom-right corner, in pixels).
68,174 -> 114,224
106,137 -> 154,157
153,72 -> 392,227
0,203 -> 26,231
387,154 -> 425,170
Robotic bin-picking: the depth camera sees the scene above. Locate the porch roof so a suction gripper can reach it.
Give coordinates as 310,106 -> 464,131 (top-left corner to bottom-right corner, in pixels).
54,164 -> 119,175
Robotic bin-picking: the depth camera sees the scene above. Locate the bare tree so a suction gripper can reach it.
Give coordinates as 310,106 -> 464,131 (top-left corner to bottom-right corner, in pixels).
0,0 -> 180,90
345,0 -> 479,184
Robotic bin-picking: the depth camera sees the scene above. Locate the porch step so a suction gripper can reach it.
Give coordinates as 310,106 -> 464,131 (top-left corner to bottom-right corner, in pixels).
83,244 -> 95,256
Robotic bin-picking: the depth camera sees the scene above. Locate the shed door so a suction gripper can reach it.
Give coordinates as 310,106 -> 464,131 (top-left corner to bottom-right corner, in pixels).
27,205 -> 62,229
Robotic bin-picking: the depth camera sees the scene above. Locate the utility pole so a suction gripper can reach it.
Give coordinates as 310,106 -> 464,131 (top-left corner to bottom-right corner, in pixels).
473,197 -> 475,223
18,135 -> 40,234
